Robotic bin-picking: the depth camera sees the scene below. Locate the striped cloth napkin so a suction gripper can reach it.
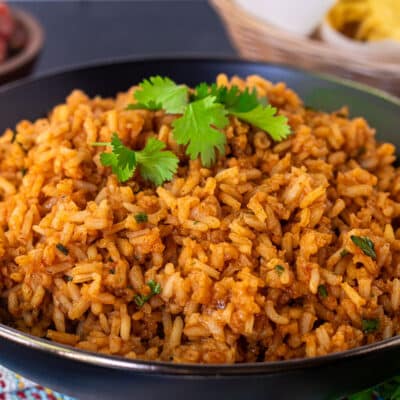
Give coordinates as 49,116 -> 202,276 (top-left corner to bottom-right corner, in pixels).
0,365 -> 76,400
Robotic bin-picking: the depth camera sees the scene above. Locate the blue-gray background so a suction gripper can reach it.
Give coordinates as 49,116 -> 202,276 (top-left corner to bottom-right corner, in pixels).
13,0 -> 236,75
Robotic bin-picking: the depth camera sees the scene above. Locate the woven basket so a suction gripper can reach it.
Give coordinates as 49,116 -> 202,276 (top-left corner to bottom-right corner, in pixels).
211,0 -> 400,96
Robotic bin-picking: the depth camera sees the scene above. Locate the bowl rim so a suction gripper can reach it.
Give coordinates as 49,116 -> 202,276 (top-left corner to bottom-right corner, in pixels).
0,56 -> 400,376
0,7 -> 44,76
2,322 -> 400,376
0,54 -> 399,105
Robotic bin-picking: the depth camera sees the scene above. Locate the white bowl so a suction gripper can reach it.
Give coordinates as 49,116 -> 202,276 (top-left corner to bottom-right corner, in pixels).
235,0 -> 335,36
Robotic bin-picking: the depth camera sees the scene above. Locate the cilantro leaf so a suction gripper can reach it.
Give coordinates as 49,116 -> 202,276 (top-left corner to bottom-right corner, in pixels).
134,212 -> 148,223
127,100 -> 160,111
192,82 -> 210,101
93,134 -> 178,185
132,76 -> 188,114
193,83 -> 228,103
193,84 -> 260,112
172,96 -> 228,167
231,104 -> 291,141
148,279 -> 161,295
97,133 -> 137,182
217,85 -> 262,112
217,86 -> 260,113
135,138 -> 179,186
361,318 -> 379,333
350,235 -> 376,260
318,284 -> 328,298
275,265 -> 284,276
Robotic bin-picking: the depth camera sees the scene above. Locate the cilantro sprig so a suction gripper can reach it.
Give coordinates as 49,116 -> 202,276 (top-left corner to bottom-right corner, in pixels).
128,76 -> 291,168
93,134 -> 178,185
192,83 -> 290,141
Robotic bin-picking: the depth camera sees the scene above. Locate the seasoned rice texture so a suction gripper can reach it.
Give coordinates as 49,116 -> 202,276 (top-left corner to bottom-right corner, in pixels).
1,74 -> 400,364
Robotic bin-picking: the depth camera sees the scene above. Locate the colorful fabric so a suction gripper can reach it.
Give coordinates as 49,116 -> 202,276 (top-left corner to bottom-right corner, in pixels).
2,363 -> 400,399
0,366 -> 76,400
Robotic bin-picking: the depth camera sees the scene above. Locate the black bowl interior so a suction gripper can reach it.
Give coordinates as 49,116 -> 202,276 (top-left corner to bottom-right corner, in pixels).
1,58 -> 399,139
0,58 -> 400,400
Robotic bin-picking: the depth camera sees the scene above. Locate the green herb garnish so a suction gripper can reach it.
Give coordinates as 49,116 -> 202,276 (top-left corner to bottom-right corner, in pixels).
318,284 -> 328,298
134,212 -> 148,223
340,248 -> 349,257
63,275 -> 73,282
93,134 -> 178,185
134,279 -> 161,307
128,76 -> 291,168
134,138 -> 179,185
21,167 -> 27,176
193,83 -> 261,109
56,243 -> 69,256
194,83 -> 289,141
361,318 -> 379,334
350,235 -> 376,260
232,104 -> 290,142
173,96 -> 228,166
275,265 -> 285,275
128,76 -> 188,113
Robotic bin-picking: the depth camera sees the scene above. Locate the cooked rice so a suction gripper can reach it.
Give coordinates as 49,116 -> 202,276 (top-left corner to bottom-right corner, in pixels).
1,74 -> 400,363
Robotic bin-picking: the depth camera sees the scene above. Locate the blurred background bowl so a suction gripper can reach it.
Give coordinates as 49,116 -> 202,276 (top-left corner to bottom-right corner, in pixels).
211,0 -> 400,96
319,18 -> 400,64
234,0 -> 334,36
0,7 -> 44,85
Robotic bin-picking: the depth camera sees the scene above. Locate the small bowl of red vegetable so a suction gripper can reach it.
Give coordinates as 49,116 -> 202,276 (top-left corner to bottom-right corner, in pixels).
0,2 -> 44,84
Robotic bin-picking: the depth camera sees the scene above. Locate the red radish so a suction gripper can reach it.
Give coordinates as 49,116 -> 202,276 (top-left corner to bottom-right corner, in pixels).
0,2 -> 14,41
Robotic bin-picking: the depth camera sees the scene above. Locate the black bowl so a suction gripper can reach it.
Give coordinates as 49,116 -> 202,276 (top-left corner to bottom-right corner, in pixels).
0,58 -> 400,400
